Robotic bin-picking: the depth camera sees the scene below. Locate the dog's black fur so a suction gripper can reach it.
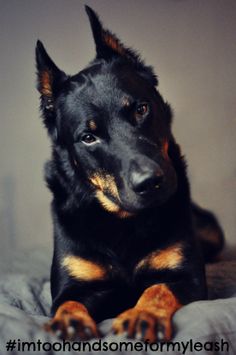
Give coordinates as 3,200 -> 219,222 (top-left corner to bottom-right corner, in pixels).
36,6 -> 224,341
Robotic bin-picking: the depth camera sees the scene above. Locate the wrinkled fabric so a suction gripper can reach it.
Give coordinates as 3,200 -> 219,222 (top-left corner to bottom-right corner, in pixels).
0,249 -> 236,355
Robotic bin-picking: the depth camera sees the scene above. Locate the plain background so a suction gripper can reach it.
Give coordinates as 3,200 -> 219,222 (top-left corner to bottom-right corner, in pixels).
0,0 -> 235,257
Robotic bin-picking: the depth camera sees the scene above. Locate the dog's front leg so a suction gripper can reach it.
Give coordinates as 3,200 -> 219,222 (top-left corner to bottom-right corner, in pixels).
45,300 -> 99,341
112,241 -> 206,342
45,250 -> 123,340
112,283 -> 180,342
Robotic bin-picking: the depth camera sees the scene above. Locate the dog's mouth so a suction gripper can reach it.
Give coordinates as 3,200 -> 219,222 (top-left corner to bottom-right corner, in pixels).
89,173 -> 133,218
89,171 -> 176,218
95,189 -> 134,218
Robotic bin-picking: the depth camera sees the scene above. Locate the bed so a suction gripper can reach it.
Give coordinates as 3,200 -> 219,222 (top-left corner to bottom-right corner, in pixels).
0,247 -> 235,354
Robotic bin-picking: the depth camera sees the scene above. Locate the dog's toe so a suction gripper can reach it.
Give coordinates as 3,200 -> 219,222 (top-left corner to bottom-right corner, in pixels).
112,308 -> 172,343
44,313 -> 100,341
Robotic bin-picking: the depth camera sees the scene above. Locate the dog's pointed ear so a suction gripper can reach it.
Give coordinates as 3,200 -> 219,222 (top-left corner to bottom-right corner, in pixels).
35,40 -> 67,141
85,5 -> 132,60
36,40 -> 67,98
85,6 -> 158,86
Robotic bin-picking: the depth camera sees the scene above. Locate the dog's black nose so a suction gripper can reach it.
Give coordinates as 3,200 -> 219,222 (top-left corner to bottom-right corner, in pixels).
130,164 -> 164,196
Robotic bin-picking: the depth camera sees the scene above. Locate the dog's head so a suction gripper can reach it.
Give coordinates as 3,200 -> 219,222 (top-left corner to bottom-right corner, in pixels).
36,6 -> 178,216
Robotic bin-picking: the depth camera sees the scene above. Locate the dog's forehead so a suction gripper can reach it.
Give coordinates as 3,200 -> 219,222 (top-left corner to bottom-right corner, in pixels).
84,71 -> 125,103
66,63 -> 153,109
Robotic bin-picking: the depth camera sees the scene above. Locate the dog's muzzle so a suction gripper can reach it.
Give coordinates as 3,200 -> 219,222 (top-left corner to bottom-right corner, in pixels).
129,158 -> 164,197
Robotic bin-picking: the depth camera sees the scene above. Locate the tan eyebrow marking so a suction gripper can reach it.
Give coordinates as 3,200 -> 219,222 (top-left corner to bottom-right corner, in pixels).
88,120 -> 97,131
122,97 -> 131,107
136,243 -> 184,271
62,255 -> 106,281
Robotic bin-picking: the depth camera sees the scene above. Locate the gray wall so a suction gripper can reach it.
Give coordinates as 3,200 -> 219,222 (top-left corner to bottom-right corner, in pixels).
0,0 -> 235,254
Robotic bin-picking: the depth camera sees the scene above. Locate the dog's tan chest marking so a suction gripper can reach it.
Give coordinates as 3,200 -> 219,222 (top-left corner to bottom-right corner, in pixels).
62,255 -> 106,281
136,243 -> 184,271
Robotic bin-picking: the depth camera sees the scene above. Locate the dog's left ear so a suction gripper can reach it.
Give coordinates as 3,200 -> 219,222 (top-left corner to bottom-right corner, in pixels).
85,6 -> 158,86
36,40 -> 67,99
36,40 -> 68,140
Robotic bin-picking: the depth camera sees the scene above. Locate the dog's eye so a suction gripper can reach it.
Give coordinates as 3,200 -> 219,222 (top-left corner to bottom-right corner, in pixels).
135,103 -> 149,117
81,133 -> 97,145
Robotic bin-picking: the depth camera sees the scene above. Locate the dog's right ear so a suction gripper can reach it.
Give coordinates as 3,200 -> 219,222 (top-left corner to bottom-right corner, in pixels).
85,6 -> 158,86
85,5 -> 133,61
36,40 -> 67,140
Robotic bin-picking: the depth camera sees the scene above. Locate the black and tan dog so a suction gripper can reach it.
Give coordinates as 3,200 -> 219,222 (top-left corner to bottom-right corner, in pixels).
36,6 -> 224,342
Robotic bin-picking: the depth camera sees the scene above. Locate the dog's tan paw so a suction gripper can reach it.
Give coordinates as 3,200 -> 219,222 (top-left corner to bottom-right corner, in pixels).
44,312 -> 100,340
112,308 -> 172,343
44,301 -> 100,341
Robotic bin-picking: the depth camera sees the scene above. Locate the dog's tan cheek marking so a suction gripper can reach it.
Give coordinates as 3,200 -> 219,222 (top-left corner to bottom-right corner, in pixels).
136,243 -> 184,271
104,174 -> 120,201
62,256 -> 106,281
117,209 -> 133,219
90,173 -> 120,202
40,70 -> 53,97
90,173 -> 133,218
95,190 -> 120,213
95,190 -> 133,218
90,174 -> 103,190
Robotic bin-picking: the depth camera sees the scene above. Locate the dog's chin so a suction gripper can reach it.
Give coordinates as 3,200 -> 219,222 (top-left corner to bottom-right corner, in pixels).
94,185 -> 176,218
120,197 -> 169,214
114,189 -> 176,216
